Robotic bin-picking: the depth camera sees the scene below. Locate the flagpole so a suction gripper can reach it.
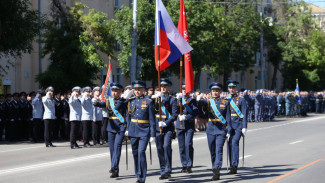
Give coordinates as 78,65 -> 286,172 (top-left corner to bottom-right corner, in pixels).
158,45 -> 162,134
180,56 -> 183,129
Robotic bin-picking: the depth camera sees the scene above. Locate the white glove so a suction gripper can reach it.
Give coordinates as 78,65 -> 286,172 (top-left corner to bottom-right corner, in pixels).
122,90 -> 133,100
196,95 -> 202,101
176,93 -> 183,100
242,128 -> 247,136
46,92 -> 50,98
178,115 -> 186,121
91,97 -> 98,104
72,91 -> 77,97
151,92 -> 162,99
10,119 -> 14,122
226,133 -> 230,141
159,121 -> 167,127
124,131 -> 128,136
150,137 -> 155,143
35,93 -> 40,99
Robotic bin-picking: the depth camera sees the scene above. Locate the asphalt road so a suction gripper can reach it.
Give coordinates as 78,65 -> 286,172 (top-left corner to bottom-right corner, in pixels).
1,114 -> 325,183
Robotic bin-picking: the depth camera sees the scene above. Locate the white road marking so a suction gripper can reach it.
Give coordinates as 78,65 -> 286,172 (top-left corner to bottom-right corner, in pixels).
0,146 -> 44,153
0,153 -> 109,175
239,155 -> 252,160
289,140 -> 303,145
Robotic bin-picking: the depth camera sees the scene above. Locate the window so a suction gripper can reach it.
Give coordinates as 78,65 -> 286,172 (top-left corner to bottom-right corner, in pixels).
115,0 -> 121,9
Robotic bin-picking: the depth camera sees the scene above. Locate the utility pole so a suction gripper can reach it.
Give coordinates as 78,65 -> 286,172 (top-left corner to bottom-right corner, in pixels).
38,0 -> 42,88
260,0 -> 264,89
130,0 -> 138,83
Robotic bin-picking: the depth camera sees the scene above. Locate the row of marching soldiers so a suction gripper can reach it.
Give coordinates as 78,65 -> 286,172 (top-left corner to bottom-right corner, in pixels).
89,79 -> 247,183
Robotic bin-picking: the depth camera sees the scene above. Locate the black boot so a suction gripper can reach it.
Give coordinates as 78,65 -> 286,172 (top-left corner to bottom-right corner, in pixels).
186,167 -> 192,173
227,165 -> 237,175
211,167 -> 220,181
180,167 -> 187,173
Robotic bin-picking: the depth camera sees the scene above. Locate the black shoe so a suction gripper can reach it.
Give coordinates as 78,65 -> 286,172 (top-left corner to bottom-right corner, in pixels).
159,173 -> 170,180
71,144 -> 81,149
84,144 -> 91,148
186,167 -> 192,173
211,167 -> 220,181
135,181 -> 143,183
46,144 -> 55,147
110,172 -> 119,178
227,165 -> 237,175
109,169 -> 113,173
181,167 -> 187,173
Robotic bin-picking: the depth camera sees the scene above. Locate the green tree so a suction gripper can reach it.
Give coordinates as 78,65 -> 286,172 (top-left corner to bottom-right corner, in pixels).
36,1 -> 99,91
0,0 -> 39,76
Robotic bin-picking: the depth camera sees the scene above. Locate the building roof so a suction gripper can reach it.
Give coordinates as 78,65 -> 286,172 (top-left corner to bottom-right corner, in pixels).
308,4 -> 325,13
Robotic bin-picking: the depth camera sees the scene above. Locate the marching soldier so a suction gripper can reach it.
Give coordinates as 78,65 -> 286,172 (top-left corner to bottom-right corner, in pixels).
69,86 -> 82,149
80,86 -> 93,147
175,84 -> 198,174
226,80 -> 247,174
151,78 -> 178,180
93,83 -> 131,178
42,86 -> 56,147
198,82 -> 231,181
31,90 -> 43,142
125,80 -> 156,183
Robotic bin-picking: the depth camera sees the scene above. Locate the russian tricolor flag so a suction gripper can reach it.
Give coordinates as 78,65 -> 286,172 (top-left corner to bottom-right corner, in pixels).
155,0 -> 193,71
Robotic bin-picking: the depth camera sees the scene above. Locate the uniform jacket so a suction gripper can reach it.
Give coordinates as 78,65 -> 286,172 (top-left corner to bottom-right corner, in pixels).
42,96 -> 56,120
80,95 -> 93,121
31,97 -> 43,119
228,94 -> 247,130
69,96 -> 82,121
176,97 -> 198,130
200,97 -> 231,135
126,96 -> 156,137
154,94 -> 178,133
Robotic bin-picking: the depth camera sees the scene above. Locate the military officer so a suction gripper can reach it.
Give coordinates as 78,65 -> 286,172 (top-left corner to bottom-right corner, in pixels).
125,80 -> 156,183
31,90 -> 43,142
93,83 -> 131,178
80,86 -> 93,147
42,86 -> 56,147
198,82 -> 231,181
62,91 -> 71,141
175,84 -> 198,174
226,80 -> 247,174
92,86 -> 102,146
151,78 -> 178,180
54,92 -> 64,140
69,86 -> 82,149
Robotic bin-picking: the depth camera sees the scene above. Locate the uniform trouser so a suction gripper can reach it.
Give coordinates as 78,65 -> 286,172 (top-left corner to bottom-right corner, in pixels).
108,131 -> 125,173
207,133 -> 226,169
64,120 -> 70,141
228,129 -> 242,167
44,119 -> 54,145
101,117 -> 108,143
130,136 -> 149,182
54,118 -> 64,140
155,131 -> 173,175
4,120 -> 10,140
316,103 -> 320,113
9,120 -> 17,141
177,128 -> 194,168
92,121 -> 101,145
32,119 -> 42,142
70,121 -> 81,146
82,120 -> 92,145
254,107 -> 260,122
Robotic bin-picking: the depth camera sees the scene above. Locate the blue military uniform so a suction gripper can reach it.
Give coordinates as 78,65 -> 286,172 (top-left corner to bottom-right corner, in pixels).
226,80 -> 248,174
176,85 -> 198,173
153,79 -> 178,179
94,83 -> 127,178
126,80 -> 156,183
199,82 -> 231,180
